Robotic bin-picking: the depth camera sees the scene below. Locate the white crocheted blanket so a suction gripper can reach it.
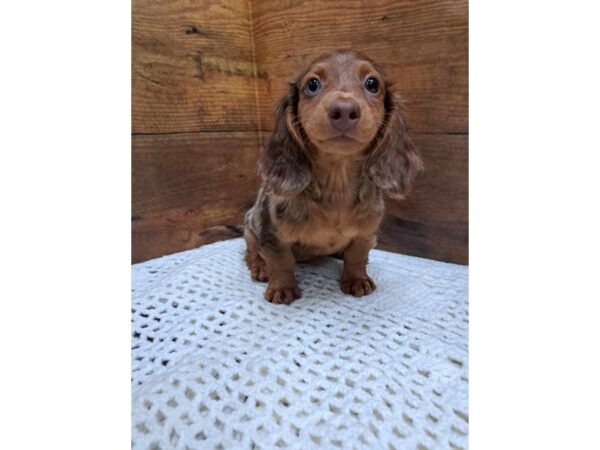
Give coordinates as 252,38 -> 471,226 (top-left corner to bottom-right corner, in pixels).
132,238 -> 468,450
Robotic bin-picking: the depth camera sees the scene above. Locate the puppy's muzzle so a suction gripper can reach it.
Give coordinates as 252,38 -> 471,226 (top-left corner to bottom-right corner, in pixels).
328,99 -> 361,133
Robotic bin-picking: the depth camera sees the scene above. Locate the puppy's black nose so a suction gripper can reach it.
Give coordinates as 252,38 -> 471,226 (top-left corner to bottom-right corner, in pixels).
328,99 -> 361,132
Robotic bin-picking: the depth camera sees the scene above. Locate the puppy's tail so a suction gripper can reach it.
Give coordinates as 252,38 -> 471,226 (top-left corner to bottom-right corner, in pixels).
197,225 -> 244,246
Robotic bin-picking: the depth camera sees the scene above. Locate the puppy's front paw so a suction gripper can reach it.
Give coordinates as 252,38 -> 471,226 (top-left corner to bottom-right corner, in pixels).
341,275 -> 376,297
264,283 -> 301,305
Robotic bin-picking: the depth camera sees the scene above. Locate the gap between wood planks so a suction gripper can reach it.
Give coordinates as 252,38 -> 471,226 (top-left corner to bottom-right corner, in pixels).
132,130 -> 468,136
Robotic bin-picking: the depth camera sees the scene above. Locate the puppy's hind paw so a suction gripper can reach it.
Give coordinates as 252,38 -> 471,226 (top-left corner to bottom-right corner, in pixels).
250,264 -> 269,282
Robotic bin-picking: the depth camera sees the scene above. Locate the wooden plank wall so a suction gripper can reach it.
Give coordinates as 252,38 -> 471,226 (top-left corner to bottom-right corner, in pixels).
132,0 -> 262,262
133,0 -> 468,264
252,0 -> 468,264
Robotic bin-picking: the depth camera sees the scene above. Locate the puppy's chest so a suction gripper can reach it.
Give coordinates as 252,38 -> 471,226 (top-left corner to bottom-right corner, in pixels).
276,186 -> 382,253
279,203 -> 359,251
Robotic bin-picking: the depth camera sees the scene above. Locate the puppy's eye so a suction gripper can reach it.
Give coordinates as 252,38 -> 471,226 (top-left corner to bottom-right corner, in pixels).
305,78 -> 321,95
364,77 -> 379,94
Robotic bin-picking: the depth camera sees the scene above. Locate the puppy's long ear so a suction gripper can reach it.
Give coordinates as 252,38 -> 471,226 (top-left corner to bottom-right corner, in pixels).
258,86 -> 312,196
365,91 -> 424,199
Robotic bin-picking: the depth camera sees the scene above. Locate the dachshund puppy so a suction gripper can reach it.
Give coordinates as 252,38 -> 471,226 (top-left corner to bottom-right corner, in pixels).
244,50 -> 423,304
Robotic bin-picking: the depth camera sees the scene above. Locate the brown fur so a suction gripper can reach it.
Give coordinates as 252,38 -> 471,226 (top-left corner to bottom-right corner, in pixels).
245,50 -> 424,304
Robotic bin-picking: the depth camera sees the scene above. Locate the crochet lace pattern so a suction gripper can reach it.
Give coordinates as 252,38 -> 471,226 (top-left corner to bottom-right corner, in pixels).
132,238 -> 468,449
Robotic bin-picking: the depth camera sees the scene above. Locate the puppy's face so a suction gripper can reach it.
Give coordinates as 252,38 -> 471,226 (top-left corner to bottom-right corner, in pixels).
297,52 -> 387,155
259,50 -> 423,199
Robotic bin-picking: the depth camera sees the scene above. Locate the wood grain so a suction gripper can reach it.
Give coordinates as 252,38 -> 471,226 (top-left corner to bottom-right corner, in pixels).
251,0 -> 468,134
132,131 -> 261,262
132,0 -> 468,264
132,0 -> 260,133
377,217 -> 468,265
379,134 -> 468,264
387,134 -> 468,226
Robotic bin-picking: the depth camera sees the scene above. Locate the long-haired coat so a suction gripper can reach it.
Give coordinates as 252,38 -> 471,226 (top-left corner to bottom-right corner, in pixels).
244,50 -> 424,304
